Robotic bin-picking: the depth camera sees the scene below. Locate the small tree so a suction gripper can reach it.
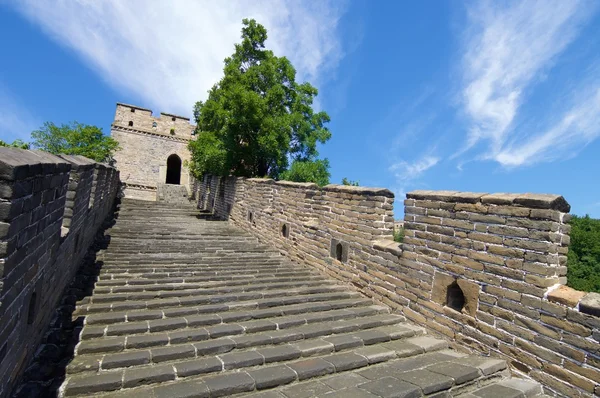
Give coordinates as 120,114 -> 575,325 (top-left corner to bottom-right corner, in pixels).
31,122 -> 119,163
341,177 -> 359,186
190,19 -> 331,182
0,139 -> 30,149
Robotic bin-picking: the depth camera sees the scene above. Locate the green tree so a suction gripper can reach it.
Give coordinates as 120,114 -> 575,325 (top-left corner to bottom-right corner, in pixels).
31,121 -> 119,163
190,19 -> 331,182
567,215 -> 600,293
279,159 -> 330,186
341,177 -> 359,186
0,139 -> 30,149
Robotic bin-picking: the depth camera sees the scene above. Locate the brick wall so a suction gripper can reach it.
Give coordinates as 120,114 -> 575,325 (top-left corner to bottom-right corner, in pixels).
0,148 -> 119,397
198,176 -> 600,397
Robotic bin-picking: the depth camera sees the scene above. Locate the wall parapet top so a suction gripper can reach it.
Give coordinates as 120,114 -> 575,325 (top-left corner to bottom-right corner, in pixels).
236,177 -> 395,197
407,190 -> 570,212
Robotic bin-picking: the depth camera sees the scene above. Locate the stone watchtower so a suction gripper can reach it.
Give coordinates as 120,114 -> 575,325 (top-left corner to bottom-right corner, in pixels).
110,103 -> 196,201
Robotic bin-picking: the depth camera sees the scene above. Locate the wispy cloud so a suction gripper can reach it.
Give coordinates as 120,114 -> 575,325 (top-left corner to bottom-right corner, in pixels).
8,0 -> 345,117
0,85 -> 38,142
390,155 -> 440,181
458,0 -> 597,165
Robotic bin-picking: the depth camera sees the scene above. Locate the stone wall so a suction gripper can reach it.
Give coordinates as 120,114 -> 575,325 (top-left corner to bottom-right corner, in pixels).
0,148 -> 119,397
111,103 -> 195,200
198,176 -> 600,397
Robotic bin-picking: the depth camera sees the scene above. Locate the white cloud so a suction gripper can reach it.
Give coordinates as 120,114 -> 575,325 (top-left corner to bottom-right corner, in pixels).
8,0 -> 345,117
389,155 -> 440,181
459,0 -> 593,159
495,86 -> 600,167
0,86 -> 38,142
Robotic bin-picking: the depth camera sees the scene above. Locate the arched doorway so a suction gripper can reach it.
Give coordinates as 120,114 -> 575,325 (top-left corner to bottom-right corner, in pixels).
166,154 -> 181,185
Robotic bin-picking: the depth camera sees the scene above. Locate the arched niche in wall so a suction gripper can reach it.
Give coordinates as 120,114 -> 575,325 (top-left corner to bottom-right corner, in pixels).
166,154 -> 182,185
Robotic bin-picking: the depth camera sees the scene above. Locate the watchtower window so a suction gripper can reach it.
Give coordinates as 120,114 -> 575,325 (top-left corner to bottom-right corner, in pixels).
171,117 -> 176,121
128,121 -> 133,127
152,122 -> 157,128
446,281 -> 465,312
130,108 -> 135,113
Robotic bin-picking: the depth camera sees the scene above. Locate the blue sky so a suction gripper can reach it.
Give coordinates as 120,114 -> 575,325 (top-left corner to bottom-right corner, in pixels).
1,1 -> 600,218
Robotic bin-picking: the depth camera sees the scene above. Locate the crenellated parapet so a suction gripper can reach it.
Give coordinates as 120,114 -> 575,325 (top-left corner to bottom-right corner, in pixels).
198,176 -> 600,397
0,148 -> 119,397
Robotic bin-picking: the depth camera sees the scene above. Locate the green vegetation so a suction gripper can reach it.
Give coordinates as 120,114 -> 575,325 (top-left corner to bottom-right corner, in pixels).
189,19 -> 331,185
31,121 -> 119,163
341,178 -> 359,186
0,139 -> 30,149
567,215 -> 600,293
393,227 -> 404,243
279,159 -> 330,187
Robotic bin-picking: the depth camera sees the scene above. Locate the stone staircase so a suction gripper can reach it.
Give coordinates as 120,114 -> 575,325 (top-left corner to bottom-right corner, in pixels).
57,200 -> 548,398
157,183 -> 193,206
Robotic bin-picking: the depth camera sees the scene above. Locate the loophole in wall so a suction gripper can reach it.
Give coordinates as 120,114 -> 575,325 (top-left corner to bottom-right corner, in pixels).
248,211 -> 253,223
281,223 -> 289,238
336,243 -> 343,262
128,121 -> 133,127
446,281 -> 465,312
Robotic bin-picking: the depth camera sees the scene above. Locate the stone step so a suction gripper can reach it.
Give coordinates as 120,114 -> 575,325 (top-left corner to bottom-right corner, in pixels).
457,378 -> 545,397
70,318 -> 419,376
63,332 -> 446,397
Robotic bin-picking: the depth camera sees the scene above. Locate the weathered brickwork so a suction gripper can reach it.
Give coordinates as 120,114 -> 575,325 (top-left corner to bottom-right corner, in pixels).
111,103 -> 195,201
199,177 -> 600,397
0,148 -> 119,397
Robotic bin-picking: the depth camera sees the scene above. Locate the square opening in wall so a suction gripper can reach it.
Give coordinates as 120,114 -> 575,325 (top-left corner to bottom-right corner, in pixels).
431,272 -> 479,317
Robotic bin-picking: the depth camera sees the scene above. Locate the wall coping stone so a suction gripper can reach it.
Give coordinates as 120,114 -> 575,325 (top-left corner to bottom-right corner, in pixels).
547,285 -> 586,307
373,239 -> 402,256
0,148 -> 71,180
57,154 -> 97,169
274,180 -> 319,189
407,190 -> 570,212
579,292 -> 600,317
323,184 -> 394,198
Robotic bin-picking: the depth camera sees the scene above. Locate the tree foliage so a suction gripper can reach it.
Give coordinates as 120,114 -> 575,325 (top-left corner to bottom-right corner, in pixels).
279,159 -> 330,187
31,121 -> 119,163
567,215 -> 600,293
0,139 -> 30,149
189,19 -> 331,182
341,177 -> 359,186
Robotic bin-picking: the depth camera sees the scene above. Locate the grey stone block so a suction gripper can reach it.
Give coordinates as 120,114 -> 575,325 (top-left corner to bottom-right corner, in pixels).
258,345 -> 302,363
126,333 -> 169,349
168,329 -> 210,344
193,338 -> 236,355
579,292 -> 600,317
207,323 -> 244,338
102,350 -> 151,369
427,361 -> 480,385
288,358 -> 336,380
324,334 -> 364,351
396,369 -> 454,394
323,352 -> 369,372
354,346 -> 396,364
107,322 -> 149,336
153,380 -> 210,398
471,384 -> 524,398
123,364 -> 176,388
77,337 -> 125,354
280,380 -> 333,398
381,341 -> 423,358
64,372 -> 123,396
322,373 -> 370,390
184,314 -> 221,327
353,329 -> 391,345
174,357 -> 223,377
204,372 -> 255,397
358,376 -> 421,398
232,333 -> 273,348
219,350 -> 264,370
294,339 -> 335,357
151,344 -> 196,362
148,318 -> 187,332
248,365 -> 297,389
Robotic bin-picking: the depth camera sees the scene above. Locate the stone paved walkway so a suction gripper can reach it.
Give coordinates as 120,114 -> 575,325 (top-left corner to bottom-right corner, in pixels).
54,200 -> 546,397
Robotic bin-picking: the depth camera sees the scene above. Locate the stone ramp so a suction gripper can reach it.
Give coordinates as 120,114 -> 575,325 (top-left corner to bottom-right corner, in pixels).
156,184 -> 194,206
56,200 -> 545,397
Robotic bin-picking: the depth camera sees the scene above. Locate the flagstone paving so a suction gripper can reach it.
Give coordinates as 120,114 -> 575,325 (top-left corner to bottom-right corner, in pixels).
50,199 -> 549,397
